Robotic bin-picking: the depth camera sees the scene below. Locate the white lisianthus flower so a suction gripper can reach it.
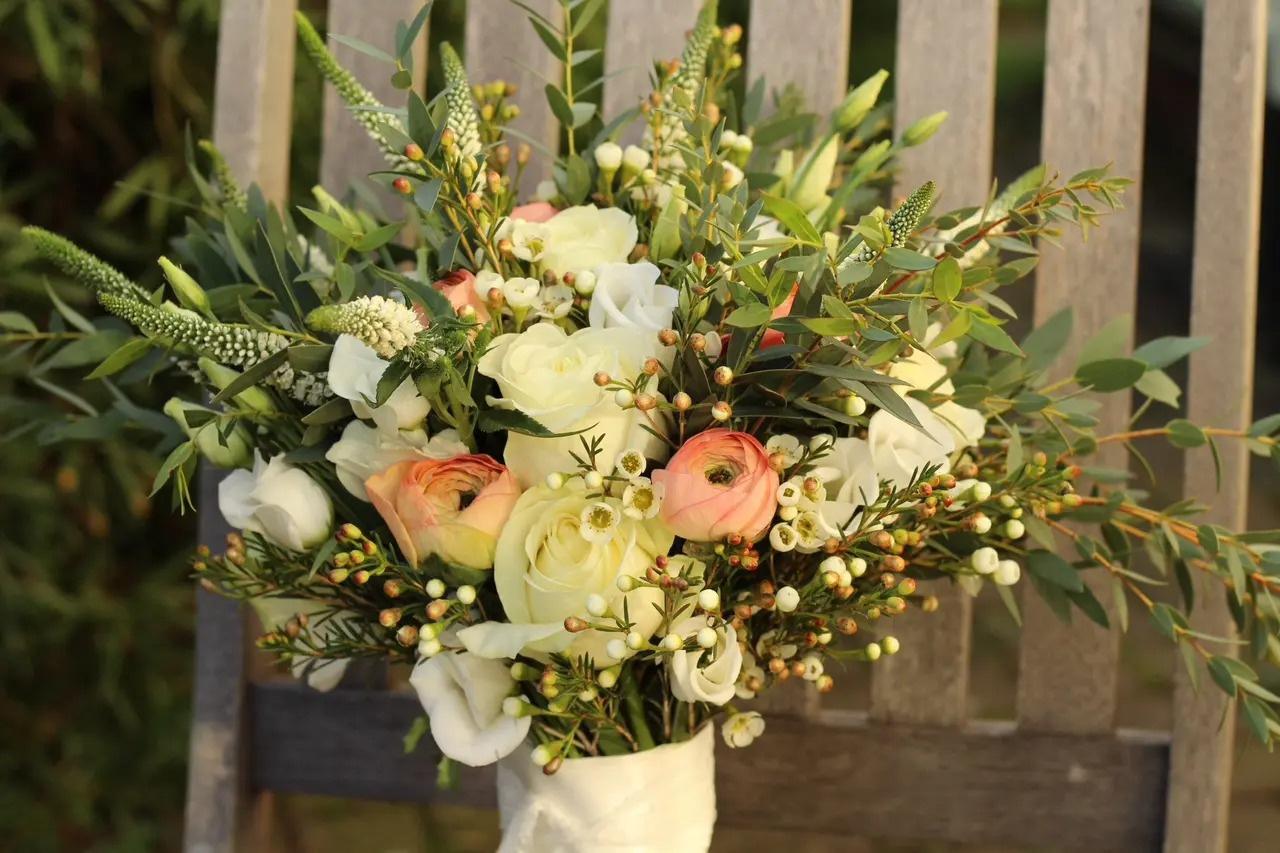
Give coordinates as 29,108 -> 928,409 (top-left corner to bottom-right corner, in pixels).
325,421 -> 468,500
886,322 -> 986,447
722,711 -> 765,748
218,453 -> 333,551
327,335 -> 430,432
461,480 -> 674,666
477,322 -> 669,487
251,597 -> 356,691
806,436 -> 881,535
586,261 -> 679,332
409,639 -> 531,767
539,205 -> 638,276
668,617 -> 743,706
621,144 -> 650,175
866,399 -> 957,492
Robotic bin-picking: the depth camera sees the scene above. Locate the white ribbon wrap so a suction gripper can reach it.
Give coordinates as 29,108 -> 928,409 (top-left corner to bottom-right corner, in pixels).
496,725 -> 716,852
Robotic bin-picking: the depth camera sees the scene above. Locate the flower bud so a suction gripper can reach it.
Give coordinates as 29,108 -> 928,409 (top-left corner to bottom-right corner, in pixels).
834,69 -> 888,133
994,560 -> 1022,586
696,627 -> 718,649
971,546 -> 999,575
457,585 -> 477,605
425,579 -> 446,599
775,586 -> 800,613
902,110 -> 948,146
593,141 -> 623,173
586,593 -> 608,617
881,635 -> 901,655
865,642 -> 882,661
697,588 -> 720,612
392,177 -> 413,195
1004,519 -> 1025,540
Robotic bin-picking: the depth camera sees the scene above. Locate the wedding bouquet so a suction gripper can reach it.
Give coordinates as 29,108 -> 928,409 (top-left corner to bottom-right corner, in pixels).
12,1 -> 1280,849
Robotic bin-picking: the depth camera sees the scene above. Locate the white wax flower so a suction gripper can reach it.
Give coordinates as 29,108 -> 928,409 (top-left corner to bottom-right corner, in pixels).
327,334 -> 430,432
539,205 -> 638,276
501,277 -> 541,310
668,618 -> 743,706
586,261 -> 679,332
495,216 -> 549,262
722,711 -> 765,748
218,452 -> 333,551
409,640 -> 531,767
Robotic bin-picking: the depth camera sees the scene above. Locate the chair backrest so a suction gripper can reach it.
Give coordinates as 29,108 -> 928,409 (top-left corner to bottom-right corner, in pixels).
186,2 -> 1269,851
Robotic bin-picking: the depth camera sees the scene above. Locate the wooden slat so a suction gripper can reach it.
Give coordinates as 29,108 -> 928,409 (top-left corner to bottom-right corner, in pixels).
320,1 -> 428,198
1018,0 -> 1150,734
869,0 -> 999,728
184,469 -> 248,853
1165,1 -> 1267,850
210,0 -> 297,207
602,0 -> 699,143
746,0 -> 851,113
251,682 -> 1169,851
466,0 -> 560,191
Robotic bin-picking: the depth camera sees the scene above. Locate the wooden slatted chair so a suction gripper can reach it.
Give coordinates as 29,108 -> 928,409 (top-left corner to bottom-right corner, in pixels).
184,1 -> 1268,851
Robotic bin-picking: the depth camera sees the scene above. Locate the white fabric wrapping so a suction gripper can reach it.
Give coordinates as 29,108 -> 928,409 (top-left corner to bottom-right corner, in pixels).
496,725 -> 716,852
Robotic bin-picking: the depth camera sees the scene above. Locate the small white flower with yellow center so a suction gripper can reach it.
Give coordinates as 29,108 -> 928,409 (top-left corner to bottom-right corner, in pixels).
496,217 -> 549,262
615,448 -> 647,479
769,522 -> 798,552
502,277 -> 541,310
622,477 -> 664,520
766,434 -> 803,469
722,711 -> 765,748
535,283 -> 574,320
578,501 -> 620,544
792,509 -> 827,552
800,655 -> 824,681
776,479 -> 803,508
735,651 -> 767,700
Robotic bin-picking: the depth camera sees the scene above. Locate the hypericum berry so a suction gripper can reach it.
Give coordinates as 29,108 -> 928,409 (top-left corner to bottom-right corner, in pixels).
404,143 -> 424,161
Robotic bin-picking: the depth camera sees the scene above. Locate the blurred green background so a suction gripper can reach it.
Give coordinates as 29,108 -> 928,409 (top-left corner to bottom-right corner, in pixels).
1,1 -> 1277,851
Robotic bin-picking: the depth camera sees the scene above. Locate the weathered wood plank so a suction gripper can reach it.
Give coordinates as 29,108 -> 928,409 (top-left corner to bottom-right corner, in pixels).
466,0 -> 560,190
320,1 -> 428,198
602,0 -> 698,143
211,0 -> 297,207
184,468 -> 247,853
1018,0 -> 1150,734
870,0 -> 998,728
250,683 -> 1168,851
746,0 -> 851,113
1165,1 -> 1267,850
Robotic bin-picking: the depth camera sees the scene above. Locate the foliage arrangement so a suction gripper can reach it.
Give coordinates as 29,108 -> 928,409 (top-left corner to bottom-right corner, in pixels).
11,1 -> 1280,819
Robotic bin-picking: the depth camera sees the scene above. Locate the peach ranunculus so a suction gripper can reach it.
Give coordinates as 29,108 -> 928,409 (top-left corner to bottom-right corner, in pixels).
652,429 -> 780,543
719,282 -> 798,353
433,269 -> 489,321
365,454 -> 520,570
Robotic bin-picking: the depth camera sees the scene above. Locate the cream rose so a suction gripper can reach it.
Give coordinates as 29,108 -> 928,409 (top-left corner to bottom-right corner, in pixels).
587,261 -> 679,332
461,481 -> 673,667
539,205 -> 638,276
886,323 -> 986,447
807,435 -> 881,534
668,617 -> 743,706
867,399 -> 956,492
477,322 -> 668,487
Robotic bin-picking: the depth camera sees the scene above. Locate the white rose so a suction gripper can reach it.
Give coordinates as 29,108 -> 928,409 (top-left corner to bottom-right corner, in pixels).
477,322 -> 668,487
668,617 -> 743,706
867,399 -> 956,492
327,335 -> 430,432
807,436 -> 880,534
461,481 -> 673,666
886,323 -> 985,447
251,597 -> 354,691
410,640 -> 531,767
218,453 -> 333,551
587,261 -> 679,332
540,205 -> 637,276
325,421 -> 468,500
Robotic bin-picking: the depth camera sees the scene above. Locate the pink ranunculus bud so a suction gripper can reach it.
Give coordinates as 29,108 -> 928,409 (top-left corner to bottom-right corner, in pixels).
652,429 -> 780,543
433,269 -> 490,321
509,201 -> 558,223
365,454 -> 521,570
